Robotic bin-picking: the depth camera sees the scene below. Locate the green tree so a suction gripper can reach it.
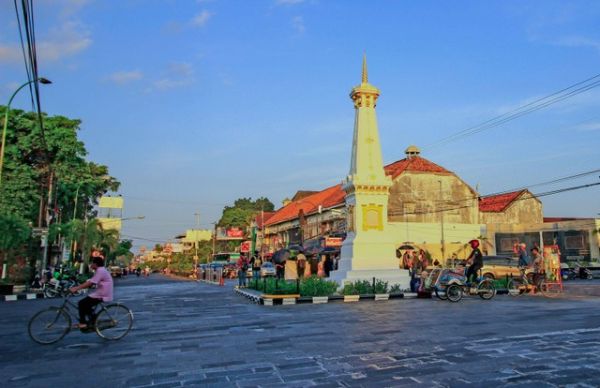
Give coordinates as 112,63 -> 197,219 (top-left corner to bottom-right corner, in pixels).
218,197 -> 275,228
0,106 -> 120,224
0,213 -> 31,278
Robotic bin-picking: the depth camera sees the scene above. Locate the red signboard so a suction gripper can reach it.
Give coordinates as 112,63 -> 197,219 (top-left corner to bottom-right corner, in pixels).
240,241 -> 251,253
325,237 -> 343,247
226,227 -> 245,238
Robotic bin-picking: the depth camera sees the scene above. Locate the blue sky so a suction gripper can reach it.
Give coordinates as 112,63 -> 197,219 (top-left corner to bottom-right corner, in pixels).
1,0 -> 599,251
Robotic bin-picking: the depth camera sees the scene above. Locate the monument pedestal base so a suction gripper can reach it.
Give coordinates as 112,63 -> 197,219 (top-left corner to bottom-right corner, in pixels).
329,268 -> 410,291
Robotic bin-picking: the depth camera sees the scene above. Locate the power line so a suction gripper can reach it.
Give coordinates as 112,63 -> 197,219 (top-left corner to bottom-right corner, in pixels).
425,73 -> 600,149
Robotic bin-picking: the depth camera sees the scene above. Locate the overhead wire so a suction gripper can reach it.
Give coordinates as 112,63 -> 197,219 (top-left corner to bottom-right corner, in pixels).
424,73 -> 600,149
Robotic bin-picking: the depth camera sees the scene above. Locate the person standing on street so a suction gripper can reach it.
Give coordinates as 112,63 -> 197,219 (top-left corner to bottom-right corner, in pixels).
531,247 -> 544,287
296,251 -> 307,279
251,251 -> 262,282
237,254 -> 249,288
518,243 -> 529,268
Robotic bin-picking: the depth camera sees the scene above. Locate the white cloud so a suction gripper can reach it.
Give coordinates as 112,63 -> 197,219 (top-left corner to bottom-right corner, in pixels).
291,16 -> 305,34
149,62 -> 195,91
168,62 -> 194,77
191,10 -> 214,28
276,0 -> 305,5
152,78 -> 191,90
38,21 -> 92,61
554,35 -> 600,53
576,121 -> 600,131
0,46 -> 22,63
106,70 -> 143,85
0,21 -> 91,63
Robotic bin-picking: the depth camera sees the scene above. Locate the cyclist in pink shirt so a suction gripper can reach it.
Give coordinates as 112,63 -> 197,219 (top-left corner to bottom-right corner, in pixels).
69,254 -> 114,329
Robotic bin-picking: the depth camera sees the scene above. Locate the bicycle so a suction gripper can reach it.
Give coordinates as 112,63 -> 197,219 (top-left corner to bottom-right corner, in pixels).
506,268 -> 537,296
28,293 -> 133,345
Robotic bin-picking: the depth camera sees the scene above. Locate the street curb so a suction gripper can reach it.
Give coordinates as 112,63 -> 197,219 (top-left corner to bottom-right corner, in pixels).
234,288 -> 413,306
1,293 -> 45,302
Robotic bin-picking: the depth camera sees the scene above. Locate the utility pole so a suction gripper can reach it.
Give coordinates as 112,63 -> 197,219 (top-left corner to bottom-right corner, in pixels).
211,222 -> 217,262
438,180 -> 445,261
193,212 -> 200,266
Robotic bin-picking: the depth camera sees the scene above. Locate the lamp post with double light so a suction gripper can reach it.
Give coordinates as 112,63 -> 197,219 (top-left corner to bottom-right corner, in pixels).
0,77 -> 52,187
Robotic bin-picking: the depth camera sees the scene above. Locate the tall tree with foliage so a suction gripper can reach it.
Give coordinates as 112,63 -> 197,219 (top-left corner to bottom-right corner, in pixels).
0,106 -> 120,224
218,197 -> 274,228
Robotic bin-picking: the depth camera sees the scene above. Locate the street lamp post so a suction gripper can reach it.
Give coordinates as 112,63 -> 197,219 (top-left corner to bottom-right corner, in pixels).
0,77 -> 52,187
438,180 -> 446,262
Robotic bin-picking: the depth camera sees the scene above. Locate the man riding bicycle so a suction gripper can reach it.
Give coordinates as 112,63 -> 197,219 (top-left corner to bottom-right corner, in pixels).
69,252 -> 113,330
465,239 -> 483,285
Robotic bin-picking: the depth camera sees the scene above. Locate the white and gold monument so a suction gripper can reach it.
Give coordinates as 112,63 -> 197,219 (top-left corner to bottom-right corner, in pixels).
330,56 -> 410,289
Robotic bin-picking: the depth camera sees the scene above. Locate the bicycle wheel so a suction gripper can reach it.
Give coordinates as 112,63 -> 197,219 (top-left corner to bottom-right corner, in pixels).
95,304 -> 133,340
43,285 -> 58,298
28,307 -> 71,344
477,279 -> 496,300
506,278 -> 525,297
539,281 -> 563,298
434,286 -> 448,300
446,284 -> 463,302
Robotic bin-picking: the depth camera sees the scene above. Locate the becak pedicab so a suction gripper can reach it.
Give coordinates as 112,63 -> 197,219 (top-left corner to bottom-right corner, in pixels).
434,267 -> 496,302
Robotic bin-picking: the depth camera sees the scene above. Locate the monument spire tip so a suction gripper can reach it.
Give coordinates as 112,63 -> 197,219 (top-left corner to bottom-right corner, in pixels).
362,53 -> 368,83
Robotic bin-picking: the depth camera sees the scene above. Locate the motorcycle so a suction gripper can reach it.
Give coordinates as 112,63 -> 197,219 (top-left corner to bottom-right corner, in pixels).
42,270 -> 84,298
573,263 -> 593,280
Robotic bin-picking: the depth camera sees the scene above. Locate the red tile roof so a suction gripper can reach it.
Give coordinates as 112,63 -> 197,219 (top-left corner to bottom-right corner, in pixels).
265,184 -> 345,226
479,190 -> 525,213
254,212 -> 276,229
384,156 -> 451,179
265,156 -> 453,226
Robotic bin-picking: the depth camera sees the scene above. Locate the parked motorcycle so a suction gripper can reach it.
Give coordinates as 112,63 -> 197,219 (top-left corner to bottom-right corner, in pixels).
574,263 -> 593,280
42,269 -> 84,298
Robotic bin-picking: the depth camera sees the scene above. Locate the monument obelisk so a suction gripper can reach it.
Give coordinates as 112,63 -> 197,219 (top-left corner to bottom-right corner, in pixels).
330,56 -> 410,289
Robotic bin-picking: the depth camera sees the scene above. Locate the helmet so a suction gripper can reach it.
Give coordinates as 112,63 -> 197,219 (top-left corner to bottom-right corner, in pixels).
468,239 -> 480,248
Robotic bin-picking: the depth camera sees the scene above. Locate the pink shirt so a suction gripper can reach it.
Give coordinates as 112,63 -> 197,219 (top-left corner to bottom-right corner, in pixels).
89,267 -> 113,301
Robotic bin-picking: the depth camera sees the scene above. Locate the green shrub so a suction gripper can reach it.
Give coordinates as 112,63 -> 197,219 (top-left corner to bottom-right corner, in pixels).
248,278 -> 299,295
373,279 -> 389,294
389,284 -> 402,294
300,276 -> 338,297
342,282 -> 359,295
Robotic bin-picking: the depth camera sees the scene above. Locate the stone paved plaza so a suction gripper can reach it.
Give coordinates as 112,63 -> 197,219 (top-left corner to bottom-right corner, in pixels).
1,275 -> 600,387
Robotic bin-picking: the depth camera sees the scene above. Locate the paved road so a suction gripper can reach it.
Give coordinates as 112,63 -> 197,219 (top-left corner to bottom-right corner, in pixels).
1,275 -> 600,387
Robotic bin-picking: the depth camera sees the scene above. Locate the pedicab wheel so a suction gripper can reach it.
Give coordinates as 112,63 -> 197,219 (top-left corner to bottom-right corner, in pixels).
539,281 -> 562,298
477,279 -> 496,300
28,307 -> 71,344
446,284 -> 463,302
43,286 -> 57,298
95,304 -> 133,340
506,278 -> 525,296
434,287 -> 448,300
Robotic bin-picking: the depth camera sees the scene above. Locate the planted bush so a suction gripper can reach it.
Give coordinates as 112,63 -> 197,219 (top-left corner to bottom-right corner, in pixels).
248,278 -> 299,295
373,279 -> 389,294
389,284 -> 402,294
300,276 -> 339,297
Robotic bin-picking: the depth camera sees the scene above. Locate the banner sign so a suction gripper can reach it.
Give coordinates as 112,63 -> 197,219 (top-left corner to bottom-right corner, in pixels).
325,237 -> 343,247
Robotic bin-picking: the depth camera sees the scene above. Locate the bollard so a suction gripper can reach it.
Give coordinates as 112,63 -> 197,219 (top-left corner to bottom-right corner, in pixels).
372,277 -> 376,293
296,278 -> 300,294
263,277 -> 267,292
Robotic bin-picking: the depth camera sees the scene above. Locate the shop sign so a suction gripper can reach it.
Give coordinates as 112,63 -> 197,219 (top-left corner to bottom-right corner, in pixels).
325,237 -> 343,247
226,227 -> 245,238
240,241 -> 251,253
